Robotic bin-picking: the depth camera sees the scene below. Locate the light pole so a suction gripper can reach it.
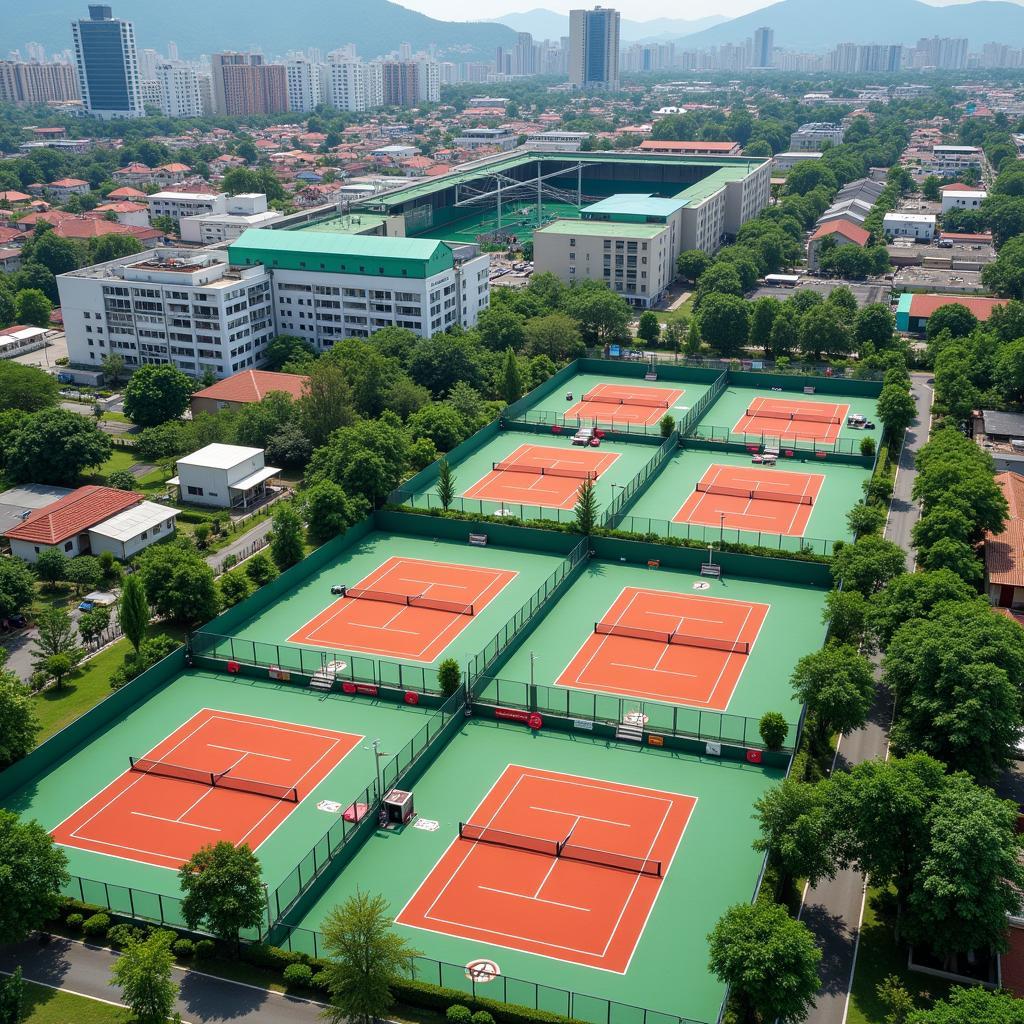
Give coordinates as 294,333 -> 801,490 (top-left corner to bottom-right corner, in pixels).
720,512 -> 725,543
530,651 -> 537,687
365,739 -> 389,803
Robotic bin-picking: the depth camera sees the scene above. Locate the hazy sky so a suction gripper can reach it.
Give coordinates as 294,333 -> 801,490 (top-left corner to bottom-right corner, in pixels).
398,0 -> 997,23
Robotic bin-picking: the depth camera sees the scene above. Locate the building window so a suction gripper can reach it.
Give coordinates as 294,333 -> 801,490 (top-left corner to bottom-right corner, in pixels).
186,485 -> 204,496
64,542 -> 73,552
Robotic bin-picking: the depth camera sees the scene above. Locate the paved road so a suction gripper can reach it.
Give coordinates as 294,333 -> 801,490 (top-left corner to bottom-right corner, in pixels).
799,373 -> 931,1024
205,517 -> 276,573
0,934 -> 328,1024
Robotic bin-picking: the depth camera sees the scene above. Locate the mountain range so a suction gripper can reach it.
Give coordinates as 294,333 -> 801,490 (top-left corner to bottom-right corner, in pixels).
490,9 -> 727,43
6,0 -> 515,62
661,0 -> 1024,50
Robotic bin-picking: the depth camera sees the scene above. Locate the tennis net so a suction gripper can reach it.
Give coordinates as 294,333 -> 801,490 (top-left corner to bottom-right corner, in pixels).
594,621 -> 750,654
582,390 -> 669,409
128,756 -> 300,802
493,461 -> 597,481
458,822 -> 661,876
342,587 -> 474,616
696,482 -> 814,506
746,406 -> 841,424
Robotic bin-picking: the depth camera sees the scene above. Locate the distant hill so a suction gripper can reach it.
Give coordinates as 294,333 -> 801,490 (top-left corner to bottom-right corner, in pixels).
7,0 -> 515,62
673,0 -> 1024,51
492,8 -> 727,43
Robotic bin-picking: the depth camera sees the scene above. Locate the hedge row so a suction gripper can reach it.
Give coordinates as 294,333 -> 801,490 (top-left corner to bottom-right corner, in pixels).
391,978 -> 583,1024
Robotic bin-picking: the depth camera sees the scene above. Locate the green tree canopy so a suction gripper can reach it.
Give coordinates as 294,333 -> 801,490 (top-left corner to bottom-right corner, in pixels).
0,361 -> 58,413
178,841 -> 266,947
123,365 -> 193,427
831,535 -> 906,596
0,810 -> 68,943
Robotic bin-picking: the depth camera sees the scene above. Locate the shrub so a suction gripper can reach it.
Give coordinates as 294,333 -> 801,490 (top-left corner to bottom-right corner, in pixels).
221,553 -> 238,570
82,912 -> 111,938
438,658 -> 461,698
473,1013 -> 496,1024
242,942 -> 306,971
172,938 -> 194,958
311,970 -> 331,993
759,711 -> 790,751
448,1007 -> 473,1023
65,913 -> 83,931
390,980 -> 577,1024
859,436 -> 877,457
283,963 -> 314,989
194,939 -> 215,960
106,922 -> 146,948
659,414 -> 675,438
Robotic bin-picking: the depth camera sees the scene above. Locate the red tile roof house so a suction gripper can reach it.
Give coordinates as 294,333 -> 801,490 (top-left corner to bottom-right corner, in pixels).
46,177 -> 92,200
806,220 -> 871,272
190,370 -> 310,416
3,485 -> 178,563
986,472 -> 1024,611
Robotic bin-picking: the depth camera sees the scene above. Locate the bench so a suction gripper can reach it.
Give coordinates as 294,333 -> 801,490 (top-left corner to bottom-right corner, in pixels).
644,371 -> 658,381
700,563 -> 722,578
803,386 -> 816,395
469,533 -> 488,547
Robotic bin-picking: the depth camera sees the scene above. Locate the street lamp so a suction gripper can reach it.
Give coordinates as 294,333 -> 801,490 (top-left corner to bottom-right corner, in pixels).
364,739 -> 390,803
720,512 -> 725,543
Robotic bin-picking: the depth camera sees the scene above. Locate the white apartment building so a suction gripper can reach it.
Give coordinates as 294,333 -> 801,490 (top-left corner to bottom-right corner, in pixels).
883,212 -> 937,241
789,123 -> 845,151
227,229 -> 490,344
931,145 -> 983,174
58,249 -> 276,379
286,57 -> 321,113
148,190 -> 227,222
453,127 -> 518,151
524,131 -> 591,151
179,193 -> 283,244
156,63 -> 203,118
320,59 -> 382,111
940,187 -> 987,213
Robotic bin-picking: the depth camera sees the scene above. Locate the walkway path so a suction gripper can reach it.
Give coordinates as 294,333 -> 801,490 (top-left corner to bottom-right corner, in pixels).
799,374 -> 931,1024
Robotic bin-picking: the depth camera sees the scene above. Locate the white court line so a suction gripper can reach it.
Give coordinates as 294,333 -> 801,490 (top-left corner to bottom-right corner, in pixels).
208,744 -> 291,763
478,884 -> 592,913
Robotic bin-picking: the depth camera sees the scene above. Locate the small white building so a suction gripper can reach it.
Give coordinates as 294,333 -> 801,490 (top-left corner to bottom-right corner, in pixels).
170,444 -> 280,510
179,194 -> 283,244
87,501 -> 179,561
883,212 -> 936,241
772,151 -> 824,172
940,187 -> 987,213
524,131 -> 591,151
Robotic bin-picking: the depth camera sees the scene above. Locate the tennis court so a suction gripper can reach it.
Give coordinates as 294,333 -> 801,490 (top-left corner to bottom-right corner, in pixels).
674,464 -> 823,537
291,716 -> 781,1023
397,764 -> 694,972
620,447 -> 870,551
735,396 -> 849,443
51,709 -> 361,869
288,557 -> 516,662
565,383 -> 686,427
411,201 -> 584,246
491,557 -> 827,721
462,444 -> 618,511
556,587 -> 768,709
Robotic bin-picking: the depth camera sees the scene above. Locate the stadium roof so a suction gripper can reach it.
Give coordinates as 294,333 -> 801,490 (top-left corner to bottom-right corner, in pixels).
582,194 -> 688,219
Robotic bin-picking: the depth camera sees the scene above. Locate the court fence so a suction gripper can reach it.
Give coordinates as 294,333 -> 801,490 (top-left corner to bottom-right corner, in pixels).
391,489 -> 579,525
603,429 -> 680,529
270,937 -> 714,1024
473,677 -> 799,755
190,630 -> 446,694
675,370 -> 728,438
464,536 -> 590,688
503,407 -> 673,439
609,514 -> 837,557
689,424 -> 873,458
269,687 -> 467,927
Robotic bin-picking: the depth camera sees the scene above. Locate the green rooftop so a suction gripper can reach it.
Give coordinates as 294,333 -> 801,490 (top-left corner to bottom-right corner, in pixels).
228,229 -> 454,279
534,219 -> 667,239
582,193 -> 688,221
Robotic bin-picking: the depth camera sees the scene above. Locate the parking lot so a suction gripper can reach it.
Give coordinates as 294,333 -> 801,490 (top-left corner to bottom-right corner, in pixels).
749,278 -> 891,306
893,266 -> 985,292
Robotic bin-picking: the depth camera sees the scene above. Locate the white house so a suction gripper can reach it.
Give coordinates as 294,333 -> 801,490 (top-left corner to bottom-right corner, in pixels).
87,501 -> 179,560
169,444 -> 280,510
940,185 -> 987,214
2,485 -> 170,563
883,212 -> 936,241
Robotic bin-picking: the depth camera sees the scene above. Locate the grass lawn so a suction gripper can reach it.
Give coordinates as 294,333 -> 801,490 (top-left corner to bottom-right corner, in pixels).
847,888 -> 951,1024
32,623 -> 187,743
652,297 -> 694,323
21,982 -> 132,1024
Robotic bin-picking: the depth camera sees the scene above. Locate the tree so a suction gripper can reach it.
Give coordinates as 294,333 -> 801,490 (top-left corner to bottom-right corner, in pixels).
877,383 -> 916,437
66,555 -> 102,594
925,303 -> 978,342
867,569 -> 974,649
106,469 -> 137,491
800,304 -> 851,360
78,605 -> 112,648
91,234 -> 143,264
767,303 -> 801,358
33,547 -> 69,590
136,543 -> 219,627
637,310 -> 661,345
109,929 -> 179,1024
319,890 -> 421,1024
921,176 -> 942,201
696,293 -> 750,357
522,312 -> 585,361
748,296 -> 781,351
0,362 -> 58,412
123,365 -> 193,427
13,289 -> 51,328
831,535 -> 906,595
500,347 -> 523,405
994,338 -> 1024,404
119,573 -> 150,654
32,606 -> 83,688
754,777 -> 835,886
406,404 -> 468,452
0,966 -> 24,1024
884,600 -> 1024,779
758,711 -> 789,751
408,334 -> 484,395
270,503 -> 304,570
6,409 -> 111,485
0,810 -> 68,943
306,417 -> 410,506
676,249 -> 711,282
178,841 -> 266,949
298,364 -> 356,448
846,502 -> 886,538
906,773 -> 1024,959
707,901 -> 821,1024
573,477 -> 599,535
302,482 -> 368,547
0,558 -> 35,619
0,672 -> 39,766
219,569 -> 255,608
790,645 -> 876,746
876,975 -> 914,1024
264,334 -> 316,371
696,262 -> 744,300
266,421 -> 312,469
855,304 -> 896,350
244,551 -> 279,587
823,587 -> 871,649
477,307 -> 526,351
436,458 -> 455,511
562,285 -> 631,344
918,535 -> 982,584
907,986 -> 1024,1023
438,658 -> 461,698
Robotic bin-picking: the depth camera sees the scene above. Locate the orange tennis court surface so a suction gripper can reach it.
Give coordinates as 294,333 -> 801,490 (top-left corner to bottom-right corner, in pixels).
673,464 -> 824,537
462,444 -> 620,510
51,709 -> 360,869
566,383 -> 685,426
555,587 -> 769,709
288,556 -> 516,662
734,396 -> 850,443
396,765 -> 694,972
